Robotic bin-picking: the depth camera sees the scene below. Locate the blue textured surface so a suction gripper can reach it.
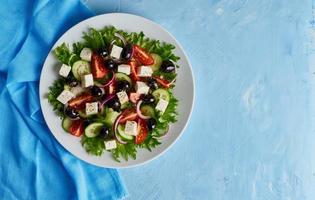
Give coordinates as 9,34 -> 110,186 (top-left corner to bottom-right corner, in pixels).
0,1 -> 126,199
86,0 -> 315,199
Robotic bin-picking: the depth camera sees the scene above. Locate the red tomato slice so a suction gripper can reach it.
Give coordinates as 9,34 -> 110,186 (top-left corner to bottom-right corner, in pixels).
120,112 -> 138,124
153,76 -> 171,88
129,93 -> 141,103
135,118 -> 148,144
128,59 -> 140,81
68,93 -> 94,109
119,109 -> 138,124
69,120 -> 84,137
133,45 -> 154,65
91,52 -> 109,79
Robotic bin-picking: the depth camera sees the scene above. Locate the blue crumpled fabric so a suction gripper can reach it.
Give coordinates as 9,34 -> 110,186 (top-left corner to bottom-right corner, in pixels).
0,0 -> 127,199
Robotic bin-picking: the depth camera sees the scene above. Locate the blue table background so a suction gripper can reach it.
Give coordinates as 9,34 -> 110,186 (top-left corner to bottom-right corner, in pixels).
85,0 -> 315,199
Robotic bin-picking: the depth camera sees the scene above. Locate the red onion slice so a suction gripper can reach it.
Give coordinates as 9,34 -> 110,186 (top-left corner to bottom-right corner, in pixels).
169,59 -> 178,85
136,100 -> 151,119
113,113 -> 127,144
114,32 -> 127,46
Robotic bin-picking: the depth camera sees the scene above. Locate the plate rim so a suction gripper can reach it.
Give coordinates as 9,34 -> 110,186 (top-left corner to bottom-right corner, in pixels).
39,12 -> 195,168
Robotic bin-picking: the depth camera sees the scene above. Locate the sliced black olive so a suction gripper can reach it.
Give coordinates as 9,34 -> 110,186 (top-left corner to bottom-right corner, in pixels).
66,76 -> 78,87
83,119 -> 91,128
99,126 -> 110,138
65,107 -> 79,119
107,97 -> 121,112
104,59 -> 118,70
99,48 -> 109,58
147,78 -> 158,90
116,80 -> 131,92
90,86 -> 103,97
160,60 -> 175,73
147,118 -> 156,131
142,94 -> 155,104
121,43 -> 133,60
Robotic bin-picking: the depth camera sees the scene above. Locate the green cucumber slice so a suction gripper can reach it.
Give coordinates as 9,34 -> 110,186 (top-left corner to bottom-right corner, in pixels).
149,53 -> 162,71
140,105 -> 155,118
103,109 -> 121,126
115,72 -> 132,84
72,60 -> 91,80
117,124 -> 133,140
85,122 -> 103,138
62,117 -> 72,132
152,88 -> 170,102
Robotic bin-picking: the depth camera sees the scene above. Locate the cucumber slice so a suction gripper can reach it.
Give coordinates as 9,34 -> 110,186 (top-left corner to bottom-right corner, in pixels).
115,73 -> 132,84
85,122 -> 103,138
117,124 -> 133,140
62,117 -> 72,132
72,60 -> 91,80
149,53 -> 162,71
140,105 -> 155,118
103,109 -> 121,126
152,89 -> 170,102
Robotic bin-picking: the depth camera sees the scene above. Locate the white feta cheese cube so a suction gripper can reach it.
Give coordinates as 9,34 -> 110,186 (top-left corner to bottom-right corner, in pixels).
59,64 -> 71,78
116,91 -> 129,104
57,90 -> 74,104
80,47 -> 92,61
117,64 -> 131,75
155,99 -> 169,114
85,102 -> 98,115
110,45 -> 123,59
135,81 -> 150,95
104,140 -> 117,150
125,121 -> 138,136
81,74 -> 94,88
137,66 -> 153,77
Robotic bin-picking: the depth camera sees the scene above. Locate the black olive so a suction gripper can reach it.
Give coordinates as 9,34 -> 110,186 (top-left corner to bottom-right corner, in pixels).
90,86 -> 103,97
65,107 -> 79,119
104,59 -> 117,70
99,126 -> 110,138
66,76 -> 78,87
147,118 -> 156,131
116,80 -> 131,92
99,48 -> 109,58
107,97 -> 121,112
160,60 -> 175,73
121,43 -> 133,60
142,94 -> 155,104
147,78 -> 158,90
83,119 -> 91,128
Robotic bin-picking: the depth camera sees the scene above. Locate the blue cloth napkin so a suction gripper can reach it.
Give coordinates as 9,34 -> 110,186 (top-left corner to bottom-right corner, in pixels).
0,0 -> 127,199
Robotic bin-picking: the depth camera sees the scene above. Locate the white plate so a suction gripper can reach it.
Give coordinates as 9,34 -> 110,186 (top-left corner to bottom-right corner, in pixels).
39,13 -> 194,168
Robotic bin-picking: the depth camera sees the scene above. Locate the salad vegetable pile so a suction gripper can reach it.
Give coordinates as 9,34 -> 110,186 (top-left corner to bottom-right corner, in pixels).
48,26 -> 179,162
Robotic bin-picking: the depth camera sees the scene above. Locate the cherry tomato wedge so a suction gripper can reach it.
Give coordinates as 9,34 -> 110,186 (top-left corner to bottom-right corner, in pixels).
68,93 -> 94,109
133,45 -> 154,65
128,59 -> 140,81
91,52 -> 109,79
69,120 -> 84,137
129,93 -> 141,103
153,76 -> 171,88
119,109 -> 138,124
135,118 -> 148,144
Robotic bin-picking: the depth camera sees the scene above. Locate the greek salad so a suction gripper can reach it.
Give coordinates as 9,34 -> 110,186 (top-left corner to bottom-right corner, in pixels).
48,26 -> 179,162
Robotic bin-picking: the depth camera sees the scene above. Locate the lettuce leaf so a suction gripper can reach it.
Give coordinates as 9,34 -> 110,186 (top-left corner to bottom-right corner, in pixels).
47,78 -> 66,118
